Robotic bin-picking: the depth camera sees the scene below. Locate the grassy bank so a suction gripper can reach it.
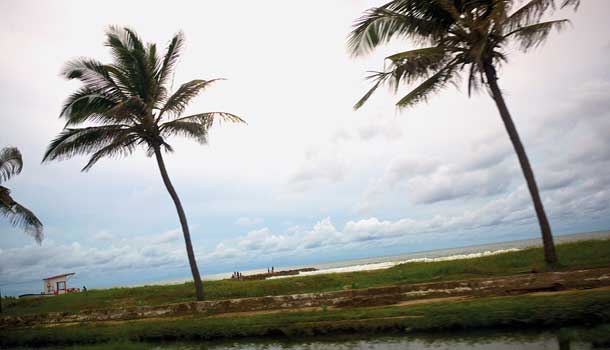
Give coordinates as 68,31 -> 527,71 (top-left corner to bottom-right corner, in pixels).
3,239 -> 609,316
2,288 -> 610,347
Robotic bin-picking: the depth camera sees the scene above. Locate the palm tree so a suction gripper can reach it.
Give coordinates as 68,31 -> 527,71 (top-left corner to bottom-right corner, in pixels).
43,27 -> 245,300
348,0 -> 579,264
1,147 -> 43,243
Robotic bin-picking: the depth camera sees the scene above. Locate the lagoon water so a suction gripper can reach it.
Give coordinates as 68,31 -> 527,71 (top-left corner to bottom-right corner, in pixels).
38,330 -> 607,350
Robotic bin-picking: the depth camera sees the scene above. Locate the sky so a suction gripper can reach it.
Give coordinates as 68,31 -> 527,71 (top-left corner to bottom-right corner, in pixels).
1,1 -> 609,296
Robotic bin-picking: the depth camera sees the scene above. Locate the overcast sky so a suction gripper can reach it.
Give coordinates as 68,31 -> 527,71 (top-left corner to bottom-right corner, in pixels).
1,1 -> 609,295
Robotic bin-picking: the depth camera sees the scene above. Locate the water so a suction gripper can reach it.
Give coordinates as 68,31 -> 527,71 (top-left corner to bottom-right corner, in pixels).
21,329 -> 609,349
152,333 -> 597,350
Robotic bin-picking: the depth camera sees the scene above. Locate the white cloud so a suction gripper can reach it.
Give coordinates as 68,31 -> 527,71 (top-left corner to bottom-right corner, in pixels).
286,146 -> 348,192
150,228 -> 183,244
358,141 -> 517,212
208,175 -> 610,264
357,114 -> 403,141
235,217 -> 264,227
0,228 -> 188,289
94,230 -> 114,241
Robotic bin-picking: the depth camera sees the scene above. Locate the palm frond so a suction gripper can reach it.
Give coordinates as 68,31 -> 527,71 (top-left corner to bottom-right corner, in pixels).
160,79 -> 222,118
146,43 -> 161,101
504,0 -> 579,31
161,111 -> 245,130
395,61 -> 458,109
105,26 -> 151,99
81,134 -> 139,171
160,111 -> 245,144
348,6 -> 446,56
386,46 -> 450,88
160,121 -> 209,144
102,96 -> 147,123
0,147 -> 23,183
505,19 -> 569,50
60,87 -> 121,126
42,125 -> 134,162
354,46 -> 449,110
560,0 -> 580,9
61,58 -> 127,100
158,32 -> 184,87
0,186 -> 43,243
386,46 -> 445,62
353,71 -> 392,110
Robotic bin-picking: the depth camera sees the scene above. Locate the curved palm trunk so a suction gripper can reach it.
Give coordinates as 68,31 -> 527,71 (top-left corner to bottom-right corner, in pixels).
153,146 -> 205,300
482,62 -> 558,264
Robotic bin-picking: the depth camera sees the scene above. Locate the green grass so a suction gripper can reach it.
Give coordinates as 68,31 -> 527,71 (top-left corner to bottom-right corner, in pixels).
2,288 -> 610,347
2,239 -> 609,316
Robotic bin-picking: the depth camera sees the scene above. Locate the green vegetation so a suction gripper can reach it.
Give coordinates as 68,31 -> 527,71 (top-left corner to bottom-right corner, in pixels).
42,27 -> 245,301
2,288 -> 610,347
0,147 -> 43,243
3,239 -> 609,316
348,0 -> 579,263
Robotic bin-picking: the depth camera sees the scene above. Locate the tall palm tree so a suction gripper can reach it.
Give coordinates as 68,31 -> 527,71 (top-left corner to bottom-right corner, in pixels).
1,147 -> 43,243
348,0 -> 579,264
43,27 -> 245,300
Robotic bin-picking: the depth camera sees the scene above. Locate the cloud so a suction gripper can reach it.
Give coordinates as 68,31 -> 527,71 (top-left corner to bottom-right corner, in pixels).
94,230 -> 114,241
150,228 -> 182,244
206,189 -> 534,263
357,115 -> 403,141
210,169 -> 610,265
0,228 -> 188,290
286,146 -> 348,192
330,129 -> 352,144
358,138 -> 516,211
235,217 -> 264,227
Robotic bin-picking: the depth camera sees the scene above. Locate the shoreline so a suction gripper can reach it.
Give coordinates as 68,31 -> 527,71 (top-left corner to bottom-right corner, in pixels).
267,248 -> 522,279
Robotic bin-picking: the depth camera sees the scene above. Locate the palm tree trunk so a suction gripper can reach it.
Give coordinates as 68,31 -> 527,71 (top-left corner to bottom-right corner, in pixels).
482,61 -> 558,264
153,145 -> 205,300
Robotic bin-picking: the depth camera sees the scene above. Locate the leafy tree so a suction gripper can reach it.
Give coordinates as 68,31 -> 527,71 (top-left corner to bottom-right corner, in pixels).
1,147 -> 43,243
348,0 -> 579,263
43,27 -> 244,300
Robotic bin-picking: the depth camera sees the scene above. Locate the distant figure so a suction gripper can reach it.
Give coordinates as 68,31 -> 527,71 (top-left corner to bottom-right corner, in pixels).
82,286 -> 87,292
271,266 -> 274,273
267,267 -> 270,274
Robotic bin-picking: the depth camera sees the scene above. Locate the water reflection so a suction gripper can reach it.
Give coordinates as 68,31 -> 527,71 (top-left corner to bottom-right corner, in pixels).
133,332 -> 594,350
13,330 -> 607,350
